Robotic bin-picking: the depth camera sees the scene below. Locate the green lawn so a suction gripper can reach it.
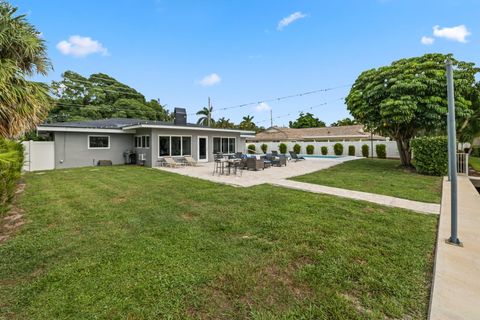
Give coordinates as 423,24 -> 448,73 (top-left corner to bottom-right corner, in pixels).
470,156 -> 480,172
0,166 -> 437,319
291,159 -> 443,203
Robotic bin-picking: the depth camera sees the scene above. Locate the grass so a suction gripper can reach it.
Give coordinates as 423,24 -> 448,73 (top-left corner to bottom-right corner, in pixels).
291,158 -> 443,203
0,166 -> 437,319
470,156 -> 480,172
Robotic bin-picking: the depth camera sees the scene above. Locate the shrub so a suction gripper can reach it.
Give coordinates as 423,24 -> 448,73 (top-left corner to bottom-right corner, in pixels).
348,145 -> 355,156
362,144 -> 369,157
247,144 -> 256,154
0,139 -> 24,215
306,145 -> 314,155
279,143 -> 287,154
376,144 -> 386,159
321,146 -> 328,155
293,144 -> 301,154
261,144 -> 268,154
472,147 -> 480,157
333,143 -> 343,156
411,136 -> 448,176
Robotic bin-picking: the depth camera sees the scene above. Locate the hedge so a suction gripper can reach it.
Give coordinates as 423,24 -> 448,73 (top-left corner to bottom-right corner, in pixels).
362,144 -> 369,157
348,145 -> 355,156
376,144 -> 386,159
247,144 -> 256,154
321,146 -> 328,155
279,143 -> 287,154
411,136 -> 448,176
306,145 -> 314,155
293,144 -> 301,154
261,144 -> 268,154
333,143 -> 343,156
0,139 -> 24,215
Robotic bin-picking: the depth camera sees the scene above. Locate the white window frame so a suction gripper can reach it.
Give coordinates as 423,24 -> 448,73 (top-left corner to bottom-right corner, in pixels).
213,136 -> 236,154
134,135 -> 150,149
88,135 -> 110,150
158,135 -> 192,157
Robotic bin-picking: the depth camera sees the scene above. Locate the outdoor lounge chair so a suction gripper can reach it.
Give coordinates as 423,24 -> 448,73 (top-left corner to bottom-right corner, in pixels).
163,157 -> 184,168
246,157 -> 264,171
289,151 -> 305,162
183,156 -> 199,166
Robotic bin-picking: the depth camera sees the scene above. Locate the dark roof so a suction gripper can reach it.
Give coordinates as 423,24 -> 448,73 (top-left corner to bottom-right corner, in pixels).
40,118 -> 204,129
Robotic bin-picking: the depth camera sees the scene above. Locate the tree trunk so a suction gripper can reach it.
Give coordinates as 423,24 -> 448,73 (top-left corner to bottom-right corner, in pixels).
395,137 -> 412,167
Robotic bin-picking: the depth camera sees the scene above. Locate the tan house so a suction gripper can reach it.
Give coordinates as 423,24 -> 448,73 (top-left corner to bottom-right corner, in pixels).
247,125 -> 386,143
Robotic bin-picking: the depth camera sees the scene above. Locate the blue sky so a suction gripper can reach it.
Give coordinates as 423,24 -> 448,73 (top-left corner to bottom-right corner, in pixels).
13,0 -> 480,126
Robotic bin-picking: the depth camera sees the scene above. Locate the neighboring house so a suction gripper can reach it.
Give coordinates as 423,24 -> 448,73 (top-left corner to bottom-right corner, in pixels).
37,108 -> 255,169
247,125 -> 386,143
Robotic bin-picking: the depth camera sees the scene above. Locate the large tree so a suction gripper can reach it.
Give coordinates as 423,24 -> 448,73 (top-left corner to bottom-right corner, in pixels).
0,2 -> 52,139
214,117 -> 235,129
49,71 -> 171,122
196,106 -> 214,126
289,112 -> 326,128
238,115 -> 256,131
330,117 -> 357,127
346,53 -> 478,167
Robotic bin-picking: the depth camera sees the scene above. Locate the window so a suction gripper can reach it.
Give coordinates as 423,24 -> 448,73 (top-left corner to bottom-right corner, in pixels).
159,136 -> 170,156
182,137 -> 191,156
135,135 -> 150,148
158,136 -> 192,157
88,135 -> 110,149
213,137 -> 236,154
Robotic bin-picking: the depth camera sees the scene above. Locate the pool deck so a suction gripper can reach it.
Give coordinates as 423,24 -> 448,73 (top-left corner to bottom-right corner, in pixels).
429,176 -> 480,320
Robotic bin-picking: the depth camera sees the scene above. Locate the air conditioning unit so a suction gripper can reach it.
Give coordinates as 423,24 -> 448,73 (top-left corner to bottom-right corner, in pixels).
138,153 -> 146,161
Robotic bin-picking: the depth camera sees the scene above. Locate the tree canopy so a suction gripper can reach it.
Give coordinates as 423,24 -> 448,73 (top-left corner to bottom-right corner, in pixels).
0,2 -> 52,139
289,112 -> 326,128
346,53 -> 479,166
330,117 -> 357,127
49,71 -> 172,122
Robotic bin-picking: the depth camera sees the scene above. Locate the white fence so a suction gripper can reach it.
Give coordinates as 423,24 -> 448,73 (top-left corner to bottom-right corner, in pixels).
246,140 -> 400,158
456,153 -> 469,175
22,140 -> 55,172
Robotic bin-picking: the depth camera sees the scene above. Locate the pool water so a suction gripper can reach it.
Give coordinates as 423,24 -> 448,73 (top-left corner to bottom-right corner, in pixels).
300,155 -> 341,159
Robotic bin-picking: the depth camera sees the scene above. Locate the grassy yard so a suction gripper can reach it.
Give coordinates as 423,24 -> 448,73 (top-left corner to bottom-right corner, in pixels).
292,159 -> 443,203
0,166 -> 437,319
470,156 -> 480,172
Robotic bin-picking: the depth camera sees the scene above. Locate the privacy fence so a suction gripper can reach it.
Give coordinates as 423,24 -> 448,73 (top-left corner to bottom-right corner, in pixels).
246,140 -> 400,158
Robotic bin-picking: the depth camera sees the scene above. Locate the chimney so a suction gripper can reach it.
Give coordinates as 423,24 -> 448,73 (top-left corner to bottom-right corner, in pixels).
174,107 -> 187,126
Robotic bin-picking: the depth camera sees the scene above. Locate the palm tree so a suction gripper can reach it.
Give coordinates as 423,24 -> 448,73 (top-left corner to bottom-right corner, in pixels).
196,106 -> 214,126
0,3 -> 52,139
239,115 -> 256,131
215,117 -> 235,129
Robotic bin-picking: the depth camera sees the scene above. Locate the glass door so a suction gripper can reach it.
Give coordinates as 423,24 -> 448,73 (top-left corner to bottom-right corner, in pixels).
198,136 -> 208,162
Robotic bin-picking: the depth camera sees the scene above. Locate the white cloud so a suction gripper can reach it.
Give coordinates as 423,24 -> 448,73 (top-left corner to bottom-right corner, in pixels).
277,11 -> 307,31
255,102 -> 271,112
198,73 -> 221,87
421,36 -> 435,45
56,35 -> 109,57
433,25 -> 471,43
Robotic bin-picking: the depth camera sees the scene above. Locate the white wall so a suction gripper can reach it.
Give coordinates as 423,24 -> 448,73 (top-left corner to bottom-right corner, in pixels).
22,141 -> 55,172
246,140 -> 400,158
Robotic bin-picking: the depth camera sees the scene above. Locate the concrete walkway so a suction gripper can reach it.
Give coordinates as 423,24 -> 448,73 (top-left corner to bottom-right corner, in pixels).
272,179 -> 440,214
156,158 -> 440,215
429,176 -> 480,320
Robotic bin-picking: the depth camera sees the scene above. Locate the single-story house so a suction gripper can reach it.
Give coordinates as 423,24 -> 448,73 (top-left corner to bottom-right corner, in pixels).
246,125 -> 386,143
37,108 -> 255,169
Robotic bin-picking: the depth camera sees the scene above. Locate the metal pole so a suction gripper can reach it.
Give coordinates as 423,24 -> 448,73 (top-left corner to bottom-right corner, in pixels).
207,97 -> 211,127
370,132 -> 373,158
270,109 -> 273,127
446,60 -> 460,245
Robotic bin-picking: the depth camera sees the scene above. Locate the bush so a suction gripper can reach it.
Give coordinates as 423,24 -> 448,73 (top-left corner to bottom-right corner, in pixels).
247,144 -> 256,154
279,143 -> 287,154
362,144 -> 369,157
411,136 -> 448,176
261,144 -> 268,154
376,144 -> 386,159
306,145 -> 314,155
333,143 -> 343,156
321,146 -> 328,155
293,144 -> 301,154
472,147 -> 480,157
348,145 -> 355,156
0,139 -> 24,215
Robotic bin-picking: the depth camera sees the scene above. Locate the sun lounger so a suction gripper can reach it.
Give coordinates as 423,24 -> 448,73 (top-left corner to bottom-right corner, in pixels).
289,151 -> 305,162
183,156 -> 199,166
163,157 -> 184,168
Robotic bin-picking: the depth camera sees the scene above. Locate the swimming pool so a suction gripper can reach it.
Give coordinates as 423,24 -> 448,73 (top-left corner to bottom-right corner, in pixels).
300,155 -> 341,159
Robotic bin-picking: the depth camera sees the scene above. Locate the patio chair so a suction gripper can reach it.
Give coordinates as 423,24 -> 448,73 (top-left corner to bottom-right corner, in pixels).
289,151 -> 306,162
246,157 -> 264,171
183,156 -> 199,166
272,150 -> 279,156
163,157 -> 184,168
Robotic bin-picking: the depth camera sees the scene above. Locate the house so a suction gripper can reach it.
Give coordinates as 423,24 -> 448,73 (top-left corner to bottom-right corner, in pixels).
247,125 -> 386,143
37,108 -> 255,169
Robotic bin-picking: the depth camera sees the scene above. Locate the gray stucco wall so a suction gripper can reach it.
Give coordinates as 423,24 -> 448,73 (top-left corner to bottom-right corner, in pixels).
133,128 -> 152,167
54,132 -> 133,169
